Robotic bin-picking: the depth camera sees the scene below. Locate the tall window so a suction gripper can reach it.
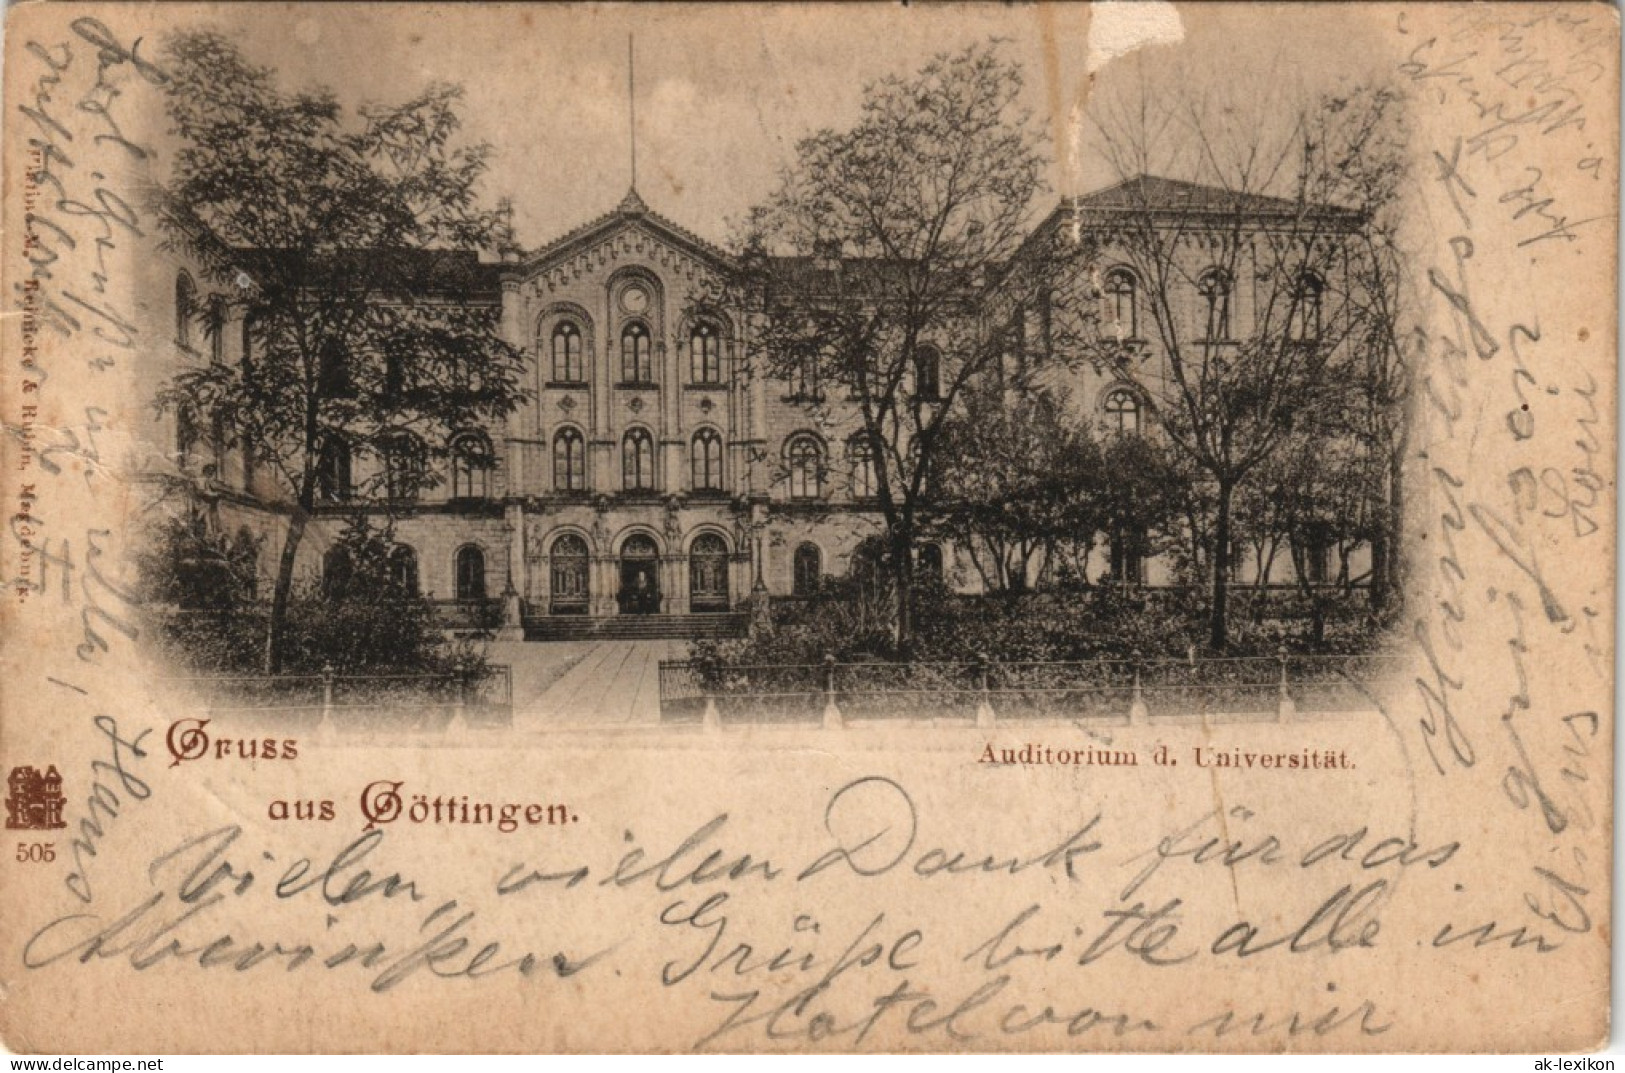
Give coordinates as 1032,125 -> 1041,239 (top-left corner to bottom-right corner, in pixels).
789,349 -> 819,401
1198,269 -> 1232,342
691,322 -> 722,384
553,427 -> 585,492
241,315 -> 256,381
175,272 -> 196,349
691,428 -> 723,491
315,438 -> 352,501
786,435 -> 822,500
917,543 -> 944,582
1288,271 -> 1324,341
207,295 -> 227,363
388,545 -> 420,597
848,435 -> 877,498
914,346 -> 941,400
450,432 -> 492,499
621,321 -> 653,383
1111,528 -> 1144,585
1104,268 -> 1138,338
381,434 -> 425,501
551,321 -> 584,382
689,532 -> 730,611
550,533 -> 590,613
793,543 -> 822,596
1103,389 -> 1142,435
455,545 -> 486,600
175,406 -> 199,461
323,547 -> 353,599
623,428 -> 655,491
318,340 -> 352,397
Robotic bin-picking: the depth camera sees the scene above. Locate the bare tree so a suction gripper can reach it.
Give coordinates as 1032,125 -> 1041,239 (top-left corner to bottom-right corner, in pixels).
152,32 -> 528,673
731,42 -> 1090,653
1082,74 -> 1404,649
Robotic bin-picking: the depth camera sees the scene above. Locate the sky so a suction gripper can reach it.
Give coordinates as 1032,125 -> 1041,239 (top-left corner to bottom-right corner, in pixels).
172,3 -> 1395,251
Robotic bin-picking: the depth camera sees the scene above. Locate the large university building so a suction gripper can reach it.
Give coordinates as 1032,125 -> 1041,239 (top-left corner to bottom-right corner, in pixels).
141,175 -> 1369,637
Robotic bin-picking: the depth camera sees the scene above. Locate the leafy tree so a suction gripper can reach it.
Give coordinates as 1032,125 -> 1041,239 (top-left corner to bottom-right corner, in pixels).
135,510 -> 267,672
932,385 -> 1104,594
733,42 -> 1090,654
283,516 -> 447,675
151,32 -> 527,673
1093,432 -> 1186,586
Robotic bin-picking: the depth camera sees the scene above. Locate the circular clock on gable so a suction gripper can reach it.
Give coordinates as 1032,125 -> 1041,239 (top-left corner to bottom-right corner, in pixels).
621,284 -> 649,315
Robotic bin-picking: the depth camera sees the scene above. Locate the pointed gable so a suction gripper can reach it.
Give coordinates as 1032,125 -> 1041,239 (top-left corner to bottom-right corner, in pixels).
515,189 -> 736,292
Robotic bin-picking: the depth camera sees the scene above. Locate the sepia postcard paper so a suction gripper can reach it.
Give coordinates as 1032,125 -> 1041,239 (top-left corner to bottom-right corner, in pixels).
0,1 -> 1616,1054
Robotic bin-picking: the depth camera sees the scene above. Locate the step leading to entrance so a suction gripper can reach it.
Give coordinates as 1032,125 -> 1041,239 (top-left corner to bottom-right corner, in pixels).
522,613 -> 748,643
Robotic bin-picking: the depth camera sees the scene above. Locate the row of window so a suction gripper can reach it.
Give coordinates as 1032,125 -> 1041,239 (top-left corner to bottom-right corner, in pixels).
545,319 -> 946,400
323,543 -> 487,601
1100,266 -> 1324,342
310,399 -> 1137,505
314,431 -> 492,502
552,428 -> 876,499
546,319 -> 724,385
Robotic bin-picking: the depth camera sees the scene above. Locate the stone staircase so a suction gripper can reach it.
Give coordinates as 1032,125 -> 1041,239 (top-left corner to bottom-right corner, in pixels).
522,613 -> 748,643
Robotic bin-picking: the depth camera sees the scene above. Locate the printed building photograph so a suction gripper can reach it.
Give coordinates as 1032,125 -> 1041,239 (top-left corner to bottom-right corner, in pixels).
124,11 -> 1410,726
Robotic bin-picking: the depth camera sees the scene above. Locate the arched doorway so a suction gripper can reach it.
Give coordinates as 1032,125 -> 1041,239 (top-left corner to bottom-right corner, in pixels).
689,533 -> 730,612
618,534 -> 661,615
549,534 -> 590,615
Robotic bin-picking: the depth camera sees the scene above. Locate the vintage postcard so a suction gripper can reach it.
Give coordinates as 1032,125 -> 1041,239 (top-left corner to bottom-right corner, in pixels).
0,0 -> 1615,1054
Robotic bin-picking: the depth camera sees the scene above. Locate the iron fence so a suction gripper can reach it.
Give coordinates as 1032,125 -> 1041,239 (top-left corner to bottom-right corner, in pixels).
162,664 -> 513,731
659,652 -> 1403,726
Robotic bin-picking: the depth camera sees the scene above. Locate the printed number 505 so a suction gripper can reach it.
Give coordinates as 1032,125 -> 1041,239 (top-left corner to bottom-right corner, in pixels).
16,843 -> 55,863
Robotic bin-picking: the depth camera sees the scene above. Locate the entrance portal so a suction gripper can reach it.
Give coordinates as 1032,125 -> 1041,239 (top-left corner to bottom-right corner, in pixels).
618,534 -> 661,614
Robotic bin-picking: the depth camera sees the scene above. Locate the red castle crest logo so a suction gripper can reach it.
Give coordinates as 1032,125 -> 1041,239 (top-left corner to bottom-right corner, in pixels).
6,765 -> 67,830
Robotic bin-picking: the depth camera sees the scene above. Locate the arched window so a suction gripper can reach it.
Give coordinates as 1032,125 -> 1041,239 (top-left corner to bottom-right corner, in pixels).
623,428 -> 655,491
691,322 -> 722,385
551,321 -> 585,383
1103,388 -> 1142,435
388,545 -> 420,598
175,272 -> 196,349
621,321 -> 653,383
689,532 -> 730,611
917,542 -> 944,582
914,346 -> 941,401
1198,269 -> 1232,342
549,533 -> 590,613
315,438 -> 352,501
789,349 -> 819,401
848,435 -> 877,499
553,427 -> 586,492
381,434 -> 425,501
1288,271 -> 1324,341
450,432 -> 492,499
691,428 -> 723,491
1104,268 -> 1138,339
322,547 -> 353,599
793,543 -> 822,597
786,435 -> 822,500
454,545 -> 486,601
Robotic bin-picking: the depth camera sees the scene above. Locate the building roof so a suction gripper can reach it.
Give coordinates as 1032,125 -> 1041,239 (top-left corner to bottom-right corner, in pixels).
515,186 -> 736,276
1064,174 -> 1363,222
217,248 -> 504,301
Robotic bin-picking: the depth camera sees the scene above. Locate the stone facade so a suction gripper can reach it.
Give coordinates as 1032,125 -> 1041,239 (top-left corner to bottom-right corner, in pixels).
135,175 -> 1370,622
